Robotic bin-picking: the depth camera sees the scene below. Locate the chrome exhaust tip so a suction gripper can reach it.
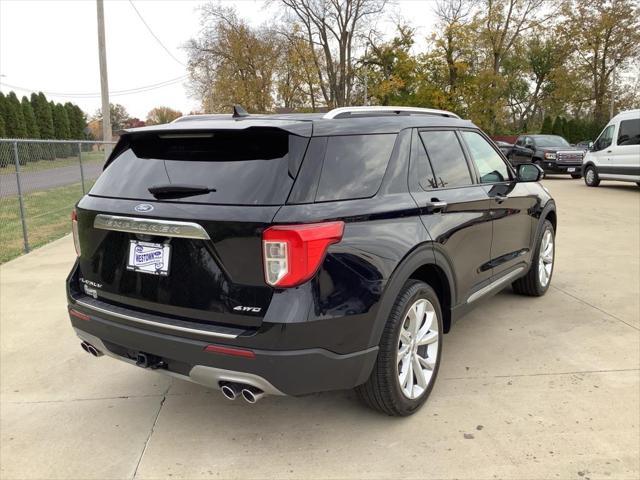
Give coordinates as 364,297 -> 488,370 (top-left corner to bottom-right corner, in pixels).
241,386 -> 265,404
81,341 -> 103,357
220,382 -> 241,400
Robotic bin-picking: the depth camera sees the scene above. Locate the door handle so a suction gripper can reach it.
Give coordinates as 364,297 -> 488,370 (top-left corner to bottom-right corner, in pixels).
606,150 -> 612,153
425,200 -> 447,213
494,194 -> 507,204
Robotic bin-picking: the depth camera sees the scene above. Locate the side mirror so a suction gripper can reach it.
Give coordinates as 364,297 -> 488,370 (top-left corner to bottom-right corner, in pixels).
525,143 -> 534,150
588,141 -> 594,151
517,163 -> 544,182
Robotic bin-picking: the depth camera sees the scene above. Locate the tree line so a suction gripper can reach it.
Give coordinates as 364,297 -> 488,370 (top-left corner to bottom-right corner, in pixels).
0,90 -> 89,167
186,0 -> 640,137
0,91 -> 87,141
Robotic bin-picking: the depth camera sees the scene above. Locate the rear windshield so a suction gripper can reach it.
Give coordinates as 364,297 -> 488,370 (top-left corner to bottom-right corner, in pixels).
90,129 -> 308,205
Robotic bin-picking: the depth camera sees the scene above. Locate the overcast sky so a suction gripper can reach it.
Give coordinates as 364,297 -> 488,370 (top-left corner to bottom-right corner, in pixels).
0,0 -> 438,119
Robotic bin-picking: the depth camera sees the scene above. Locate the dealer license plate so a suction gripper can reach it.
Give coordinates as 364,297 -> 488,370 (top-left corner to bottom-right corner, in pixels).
127,240 -> 171,276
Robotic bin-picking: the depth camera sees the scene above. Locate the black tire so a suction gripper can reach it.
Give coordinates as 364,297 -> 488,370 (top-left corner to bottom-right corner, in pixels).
636,182 -> 640,187
512,220 -> 555,297
356,280 -> 443,416
584,165 -> 600,187
570,173 -> 582,179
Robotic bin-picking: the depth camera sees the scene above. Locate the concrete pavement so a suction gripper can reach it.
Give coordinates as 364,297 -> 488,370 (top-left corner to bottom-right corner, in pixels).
1,178 -> 638,479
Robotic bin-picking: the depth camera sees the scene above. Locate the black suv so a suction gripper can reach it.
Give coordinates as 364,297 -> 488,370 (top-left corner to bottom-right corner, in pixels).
67,106 -> 556,416
509,134 -> 584,178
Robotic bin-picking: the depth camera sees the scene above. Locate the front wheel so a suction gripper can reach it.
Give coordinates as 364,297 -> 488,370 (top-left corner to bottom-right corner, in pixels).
356,280 -> 443,416
512,220 -> 555,296
584,165 -> 600,187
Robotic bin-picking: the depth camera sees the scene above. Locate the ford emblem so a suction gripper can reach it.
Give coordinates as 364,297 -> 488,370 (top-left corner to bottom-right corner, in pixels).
134,203 -> 154,213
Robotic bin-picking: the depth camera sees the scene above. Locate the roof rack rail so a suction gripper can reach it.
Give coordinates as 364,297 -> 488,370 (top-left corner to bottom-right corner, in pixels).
323,106 -> 460,119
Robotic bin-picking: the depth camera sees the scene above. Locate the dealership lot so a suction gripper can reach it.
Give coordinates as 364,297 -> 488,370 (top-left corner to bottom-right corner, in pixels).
1,178 -> 638,480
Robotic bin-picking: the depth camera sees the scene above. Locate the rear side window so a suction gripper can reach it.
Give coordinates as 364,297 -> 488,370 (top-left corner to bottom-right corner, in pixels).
419,131 -> 472,189
90,130 -> 307,205
617,119 -> 640,146
461,131 -> 510,183
315,134 -> 396,202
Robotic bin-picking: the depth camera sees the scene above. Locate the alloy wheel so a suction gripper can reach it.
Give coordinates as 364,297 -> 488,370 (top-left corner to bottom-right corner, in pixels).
397,299 -> 439,399
585,168 -> 595,185
538,229 -> 554,287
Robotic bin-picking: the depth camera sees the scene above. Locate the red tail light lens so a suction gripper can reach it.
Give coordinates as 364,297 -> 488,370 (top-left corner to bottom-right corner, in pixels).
71,208 -> 81,256
262,222 -> 344,287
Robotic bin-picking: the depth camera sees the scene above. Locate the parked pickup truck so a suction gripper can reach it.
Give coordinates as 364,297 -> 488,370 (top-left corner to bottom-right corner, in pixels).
509,134 -> 584,178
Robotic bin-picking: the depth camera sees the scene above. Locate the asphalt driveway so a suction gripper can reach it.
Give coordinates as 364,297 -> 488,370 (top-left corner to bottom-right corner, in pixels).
0,163 -> 103,197
1,178 -> 638,479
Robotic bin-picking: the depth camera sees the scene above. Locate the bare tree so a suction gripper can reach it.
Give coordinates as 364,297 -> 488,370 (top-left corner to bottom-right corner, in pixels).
433,0 -> 474,97
278,0 -> 387,107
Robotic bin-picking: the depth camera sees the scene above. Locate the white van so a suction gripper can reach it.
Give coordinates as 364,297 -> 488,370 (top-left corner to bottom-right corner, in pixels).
583,109 -> 640,187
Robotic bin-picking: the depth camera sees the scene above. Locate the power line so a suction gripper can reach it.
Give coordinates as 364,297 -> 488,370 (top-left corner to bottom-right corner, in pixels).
128,0 -> 187,67
0,76 -> 188,98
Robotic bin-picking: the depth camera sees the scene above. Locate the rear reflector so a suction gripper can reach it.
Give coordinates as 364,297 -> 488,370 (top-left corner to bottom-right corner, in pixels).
204,344 -> 256,359
69,308 -> 90,321
262,221 -> 344,287
71,209 -> 81,256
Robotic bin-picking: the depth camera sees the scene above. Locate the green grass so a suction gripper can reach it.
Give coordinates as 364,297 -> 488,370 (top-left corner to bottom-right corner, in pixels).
0,150 -> 105,176
0,181 -> 93,264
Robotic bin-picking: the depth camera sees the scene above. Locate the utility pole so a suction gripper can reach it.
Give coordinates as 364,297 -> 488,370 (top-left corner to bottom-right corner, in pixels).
97,0 -> 112,156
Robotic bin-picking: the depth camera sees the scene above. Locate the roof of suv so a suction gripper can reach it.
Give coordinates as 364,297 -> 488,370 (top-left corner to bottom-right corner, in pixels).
125,107 -> 476,137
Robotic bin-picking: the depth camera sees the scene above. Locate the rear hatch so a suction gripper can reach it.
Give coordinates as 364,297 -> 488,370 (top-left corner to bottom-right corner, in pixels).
74,126 -> 310,328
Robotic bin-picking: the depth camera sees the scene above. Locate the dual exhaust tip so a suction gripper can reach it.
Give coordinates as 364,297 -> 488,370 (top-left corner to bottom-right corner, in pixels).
80,341 -> 103,357
220,382 -> 264,404
79,342 -> 263,403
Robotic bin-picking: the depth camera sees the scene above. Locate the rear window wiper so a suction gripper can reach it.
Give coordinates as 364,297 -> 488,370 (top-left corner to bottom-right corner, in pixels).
148,184 -> 217,199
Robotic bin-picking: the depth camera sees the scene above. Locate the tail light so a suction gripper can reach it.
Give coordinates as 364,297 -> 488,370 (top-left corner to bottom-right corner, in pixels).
262,221 -> 344,287
71,208 -> 81,256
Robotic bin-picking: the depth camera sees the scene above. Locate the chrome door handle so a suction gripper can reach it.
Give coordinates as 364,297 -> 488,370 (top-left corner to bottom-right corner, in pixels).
425,200 -> 447,213
494,194 -> 507,204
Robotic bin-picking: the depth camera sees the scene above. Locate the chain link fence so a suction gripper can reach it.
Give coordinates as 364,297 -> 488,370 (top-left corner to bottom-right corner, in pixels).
0,139 -> 116,264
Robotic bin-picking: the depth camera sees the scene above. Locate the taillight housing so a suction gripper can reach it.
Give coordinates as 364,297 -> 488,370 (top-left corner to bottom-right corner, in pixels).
71,208 -> 81,256
262,221 -> 344,287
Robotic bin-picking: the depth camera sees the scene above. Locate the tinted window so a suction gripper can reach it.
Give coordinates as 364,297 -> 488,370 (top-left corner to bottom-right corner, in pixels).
315,134 -> 396,201
594,125 -> 615,151
419,131 -> 472,189
90,130 -> 306,205
461,131 -> 510,183
617,119 -> 640,146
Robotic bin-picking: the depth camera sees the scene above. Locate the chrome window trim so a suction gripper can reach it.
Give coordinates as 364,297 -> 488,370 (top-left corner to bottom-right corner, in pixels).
93,214 -> 210,240
75,299 -> 239,339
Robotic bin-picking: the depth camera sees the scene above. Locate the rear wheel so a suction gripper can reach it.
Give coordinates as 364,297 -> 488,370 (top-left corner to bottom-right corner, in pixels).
356,280 -> 443,416
512,220 -> 555,296
584,165 -> 600,187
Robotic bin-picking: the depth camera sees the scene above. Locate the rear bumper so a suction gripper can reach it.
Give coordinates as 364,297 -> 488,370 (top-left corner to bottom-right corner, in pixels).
69,305 -> 378,396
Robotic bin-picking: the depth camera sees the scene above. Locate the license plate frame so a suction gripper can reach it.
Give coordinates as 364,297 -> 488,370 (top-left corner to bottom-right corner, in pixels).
127,240 -> 171,276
